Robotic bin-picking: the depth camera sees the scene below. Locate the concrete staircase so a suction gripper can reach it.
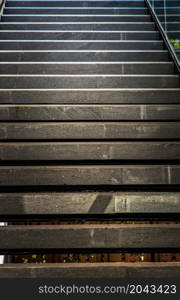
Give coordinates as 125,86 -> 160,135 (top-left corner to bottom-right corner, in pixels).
0,0 -> 180,278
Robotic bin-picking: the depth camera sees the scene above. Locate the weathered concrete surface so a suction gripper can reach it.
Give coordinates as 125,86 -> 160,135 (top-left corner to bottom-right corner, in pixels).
0,224 -> 180,250
0,263 -> 180,278
0,104 -> 180,120
0,89 -> 179,104
0,165 -> 179,186
0,142 -> 180,160
0,192 -> 180,215
0,122 -> 180,139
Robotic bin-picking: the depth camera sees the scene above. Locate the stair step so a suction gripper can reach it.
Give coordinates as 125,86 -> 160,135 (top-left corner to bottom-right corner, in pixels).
163,22 -> 180,30
6,0 -> 146,8
0,263 -> 180,278
0,104 -> 179,120
159,15 -> 180,22
0,224 -> 179,250
0,122 -> 179,140
0,89 -> 179,104
0,31 -> 160,40
0,41 -> 164,51
0,62 -> 173,75
166,31 -> 180,39
155,8 -> 180,15
2,14 -> 152,22
0,191 -> 180,215
0,22 -> 156,31
0,75 -> 178,88
0,142 -> 180,161
154,0 -> 180,5
0,50 -> 169,62
4,8 -> 149,15
0,165 -> 179,186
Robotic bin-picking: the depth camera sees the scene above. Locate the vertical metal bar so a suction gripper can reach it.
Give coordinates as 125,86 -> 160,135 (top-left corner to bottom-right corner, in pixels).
164,0 -> 167,33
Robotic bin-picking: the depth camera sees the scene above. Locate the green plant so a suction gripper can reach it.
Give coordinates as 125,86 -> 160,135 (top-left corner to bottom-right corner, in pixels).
170,39 -> 180,50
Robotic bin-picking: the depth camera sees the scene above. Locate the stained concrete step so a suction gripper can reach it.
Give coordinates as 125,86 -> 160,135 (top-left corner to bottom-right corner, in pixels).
0,122 -> 179,140
2,14 -> 152,22
6,0 -> 146,8
0,165 -> 179,185
0,104 -> 179,120
1,142 -> 180,161
0,31 -> 160,40
0,75 -> 178,89
0,62 -> 173,75
0,41 -> 164,51
0,89 -> 179,104
0,191 -> 180,215
0,22 -> 156,31
0,263 -> 180,279
0,224 -> 179,250
0,50 -> 169,62
4,7 -> 149,15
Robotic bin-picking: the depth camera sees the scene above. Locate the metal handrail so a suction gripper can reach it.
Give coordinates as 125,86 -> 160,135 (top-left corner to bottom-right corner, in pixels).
0,0 -> 6,21
145,0 -> 180,74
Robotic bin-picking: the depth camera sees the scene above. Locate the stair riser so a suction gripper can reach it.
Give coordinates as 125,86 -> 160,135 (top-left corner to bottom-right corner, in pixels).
4,8 -> 149,15
156,9 -> 180,14
6,0 -> 146,7
0,23 -> 156,31
0,104 -> 179,120
1,225 -> 180,249
167,32 -> 180,39
2,15 -> 152,22
1,142 -> 180,161
0,31 -> 160,40
0,123 -> 179,140
0,76 -> 178,88
1,90 -> 179,104
163,23 -> 180,30
159,16 -> 180,22
1,264 -> 180,279
0,52 -> 169,62
154,0 -> 180,4
0,63 -> 173,74
0,192 -> 180,215
0,41 -> 164,51
0,166 -> 179,186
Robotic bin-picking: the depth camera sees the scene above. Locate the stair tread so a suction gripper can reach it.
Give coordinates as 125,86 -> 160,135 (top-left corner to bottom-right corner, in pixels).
0,191 -> 180,215
0,141 -> 180,161
0,262 -> 180,278
0,224 -> 180,251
